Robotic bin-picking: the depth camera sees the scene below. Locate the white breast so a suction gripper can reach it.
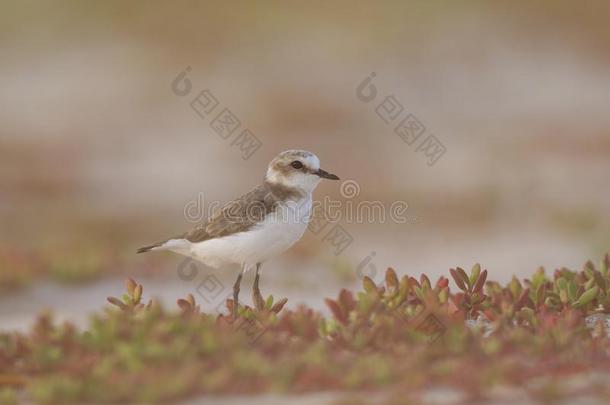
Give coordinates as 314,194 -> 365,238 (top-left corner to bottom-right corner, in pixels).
187,196 -> 312,268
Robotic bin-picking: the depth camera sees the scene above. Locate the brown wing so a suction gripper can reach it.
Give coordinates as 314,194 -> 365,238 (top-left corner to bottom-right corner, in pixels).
182,184 -> 279,243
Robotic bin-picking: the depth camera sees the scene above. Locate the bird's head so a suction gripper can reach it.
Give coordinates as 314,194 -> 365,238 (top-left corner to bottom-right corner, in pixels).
265,150 -> 339,193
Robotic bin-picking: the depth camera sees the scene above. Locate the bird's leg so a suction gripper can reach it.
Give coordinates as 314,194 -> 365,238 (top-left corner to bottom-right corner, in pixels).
232,269 -> 244,320
253,263 -> 265,311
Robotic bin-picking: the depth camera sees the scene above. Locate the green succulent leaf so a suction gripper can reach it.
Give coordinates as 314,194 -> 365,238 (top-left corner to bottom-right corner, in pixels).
469,263 -> 481,287
573,286 -> 599,308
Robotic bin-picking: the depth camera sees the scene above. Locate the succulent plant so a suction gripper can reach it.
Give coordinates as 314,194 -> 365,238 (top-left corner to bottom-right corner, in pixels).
106,278 -> 152,313
2,256 -> 610,403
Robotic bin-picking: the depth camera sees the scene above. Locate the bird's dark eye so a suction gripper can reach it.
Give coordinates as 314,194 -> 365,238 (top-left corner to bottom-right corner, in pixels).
290,161 -> 303,169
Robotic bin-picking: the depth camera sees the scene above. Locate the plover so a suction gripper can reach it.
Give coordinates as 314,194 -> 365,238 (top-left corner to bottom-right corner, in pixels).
137,150 -> 339,319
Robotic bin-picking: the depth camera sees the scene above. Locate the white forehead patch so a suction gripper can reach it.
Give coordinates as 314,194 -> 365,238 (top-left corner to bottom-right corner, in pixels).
303,154 -> 320,171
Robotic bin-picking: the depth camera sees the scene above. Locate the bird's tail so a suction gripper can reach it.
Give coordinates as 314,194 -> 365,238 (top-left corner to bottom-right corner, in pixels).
136,238 -> 189,254
136,241 -> 166,254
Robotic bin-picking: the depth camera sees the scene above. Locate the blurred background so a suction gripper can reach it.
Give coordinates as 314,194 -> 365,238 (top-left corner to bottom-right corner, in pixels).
1,1 -> 609,329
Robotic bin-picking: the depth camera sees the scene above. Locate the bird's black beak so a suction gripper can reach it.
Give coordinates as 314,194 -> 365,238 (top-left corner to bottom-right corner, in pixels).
314,168 -> 340,180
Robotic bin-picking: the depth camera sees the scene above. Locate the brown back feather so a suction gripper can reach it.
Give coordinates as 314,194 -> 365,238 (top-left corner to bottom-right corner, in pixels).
182,181 -> 304,243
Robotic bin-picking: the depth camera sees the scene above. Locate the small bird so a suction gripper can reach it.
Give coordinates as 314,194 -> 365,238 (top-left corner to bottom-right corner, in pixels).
137,150 -> 339,319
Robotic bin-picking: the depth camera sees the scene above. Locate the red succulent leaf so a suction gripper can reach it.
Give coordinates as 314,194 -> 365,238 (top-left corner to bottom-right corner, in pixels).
177,299 -> 192,311
456,267 -> 470,288
436,276 -> 449,289
338,289 -> 356,312
450,269 -> 468,292
325,298 -> 347,325
473,270 -> 487,293
385,267 -> 399,291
